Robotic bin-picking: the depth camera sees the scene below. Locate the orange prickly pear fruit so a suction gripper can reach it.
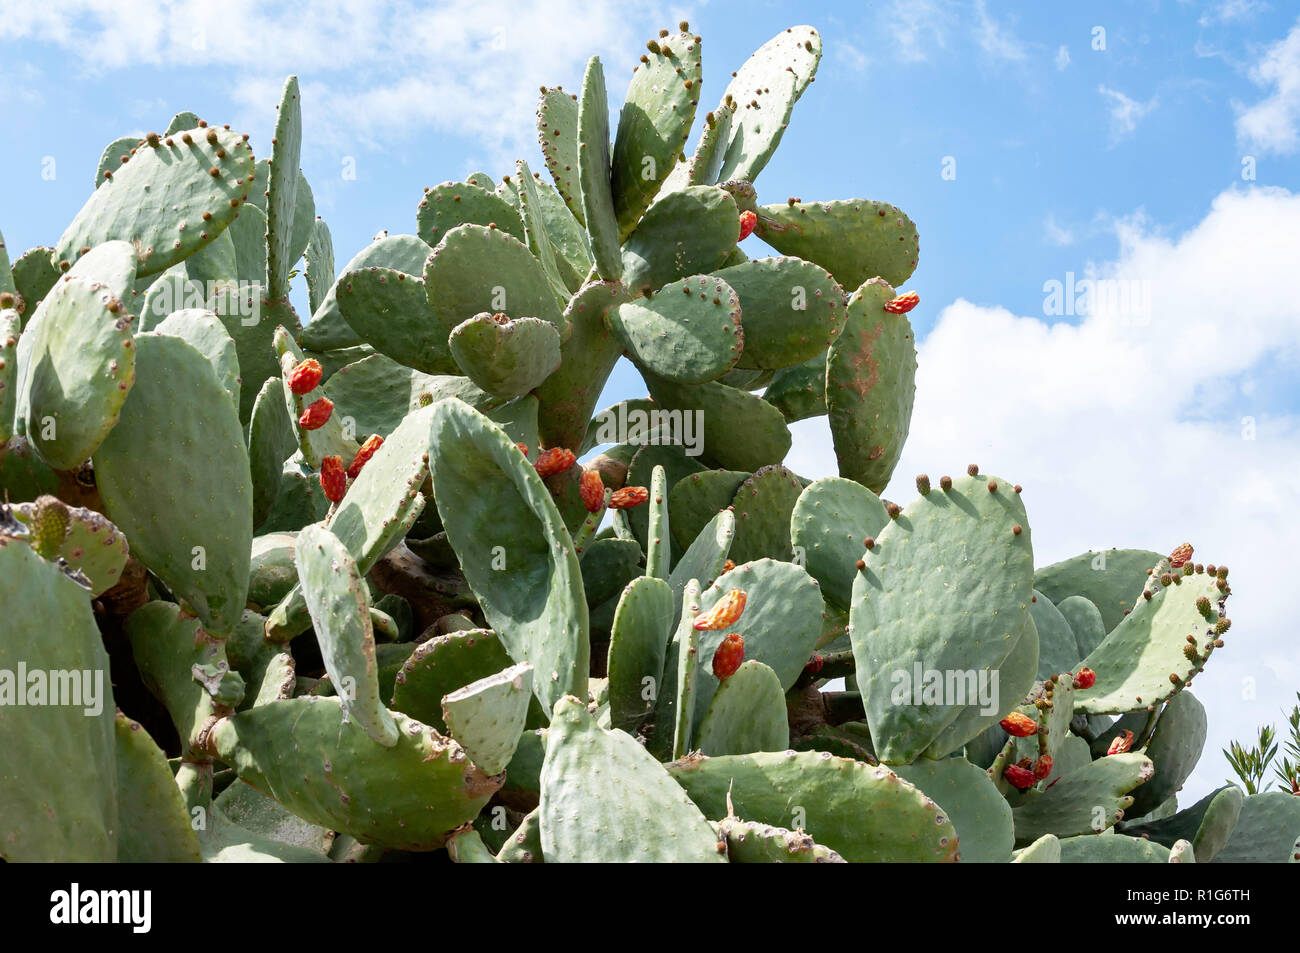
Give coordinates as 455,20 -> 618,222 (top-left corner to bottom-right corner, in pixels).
299,397 -> 334,430
884,291 -> 919,314
1107,729 -> 1135,755
712,633 -> 745,680
579,469 -> 605,512
694,589 -> 746,630
738,210 -> 757,240
1073,667 -> 1096,689
347,435 -> 383,480
608,486 -> 649,509
999,711 -> 1038,737
288,358 -> 323,395
1003,764 -> 1036,790
534,447 -> 575,478
320,456 -> 347,503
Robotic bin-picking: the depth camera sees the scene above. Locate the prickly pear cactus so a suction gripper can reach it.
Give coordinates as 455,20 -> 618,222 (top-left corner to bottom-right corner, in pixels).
0,23 -> 1284,866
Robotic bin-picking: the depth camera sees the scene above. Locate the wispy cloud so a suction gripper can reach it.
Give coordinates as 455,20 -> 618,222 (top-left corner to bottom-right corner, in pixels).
1235,18 -> 1300,156
1054,44 -> 1071,71
972,0 -> 1027,63
881,0 -> 953,63
1098,84 -> 1158,142
1043,214 -> 1075,246
1199,0 -> 1268,27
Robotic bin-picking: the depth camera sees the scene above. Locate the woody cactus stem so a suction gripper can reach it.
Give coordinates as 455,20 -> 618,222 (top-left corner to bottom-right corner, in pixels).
0,22 -> 1274,866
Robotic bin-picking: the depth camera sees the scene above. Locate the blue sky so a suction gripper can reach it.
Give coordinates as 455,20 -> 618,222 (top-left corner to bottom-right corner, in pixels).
5,0 -> 1300,800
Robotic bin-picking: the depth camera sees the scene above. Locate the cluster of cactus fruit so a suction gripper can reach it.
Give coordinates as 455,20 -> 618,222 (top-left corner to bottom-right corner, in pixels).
0,22 -> 1294,864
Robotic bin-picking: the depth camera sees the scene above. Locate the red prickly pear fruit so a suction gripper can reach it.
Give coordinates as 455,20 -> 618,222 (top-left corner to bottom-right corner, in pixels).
1169,542 -> 1193,568
721,558 -> 736,573
737,209 -> 757,241
608,486 -> 649,509
298,397 -> 334,430
1107,729 -> 1135,755
1073,667 -> 1096,689
999,711 -> 1038,737
320,456 -> 347,504
579,469 -> 604,512
534,447 -> 576,478
1003,764 -> 1036,790
1033,755 -> 1054,780
694,589 -> 747,630
803,654 -> 824,677
515,442 -> 529,457
712,633 -> 745,680
288,358 -> 323,395
347,435 -> 384,480
884,291 -> 919,314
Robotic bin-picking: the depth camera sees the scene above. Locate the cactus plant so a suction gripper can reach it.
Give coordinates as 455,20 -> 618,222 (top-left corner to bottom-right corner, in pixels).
0,21 -> 1289,866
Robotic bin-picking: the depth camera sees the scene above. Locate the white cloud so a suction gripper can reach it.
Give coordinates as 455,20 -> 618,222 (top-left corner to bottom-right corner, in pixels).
1054,44 -> 1071,71
1235,18 -> 1300,156
789,186 -> 1300,801
1043,214 -> 1075,246
0,0 -> 672,169
1098,84 -> 1158,141
881,0 -> 953,63
972,0 -> 1027,63
1200,0 -> 1268,27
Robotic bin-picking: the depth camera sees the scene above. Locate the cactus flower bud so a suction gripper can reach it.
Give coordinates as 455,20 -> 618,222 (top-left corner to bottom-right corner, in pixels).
738,209 -> 757,241
298,397 -> 333,430
884,291 -> 919,314
608,486 -> 649,509
1169,542 -> 1193,568
1033,755 -> 1053,780
694,589 -> 746,630
712,633 -> 745,680
1072,667 -> 1096,690
534,447 -> 576,478
1003,764 -> 1036,790
29,495 -> 70,560
320,456 -> 347,504
999,711 -> 1038,737
579,469 -> 604,512
1107,729 -> 1135,755
347,435 -> 384,480
288,358 -> 323,395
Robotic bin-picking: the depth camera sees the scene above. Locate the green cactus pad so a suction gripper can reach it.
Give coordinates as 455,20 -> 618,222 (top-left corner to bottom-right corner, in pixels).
448,312 -> 562,398
662,100 -> 735,193
620,186 -> 739,294
11,246 -> 60,317
580,537 -> 643,607
716,257 -> 847,370
577,57 -> 622,280
95,135 -> 141,188
424,224 -> 564,337
17,242 -> 137,469
755,199 -> 919,291
11,500 -> 129,597
1211,792 -> 1300,863
1011,751 -> 1154,842
248,377 -> 298,529
304,217 -> 334,315
717,816 -> 845,863
214,778 -> 333,855
1073,559 -> 1227,714
324,354 -> 448,441
850,471 -> 1033,763
1119,784 -> 1243,860
790,477 -> 890,611
335,266 -> 459,375
152,308 -> 241,409
826,277 -> 916,493
537,86 -> 584,225
669,579 -> 704,759
716,26 -> 821,183
55,125 -> 254,278
895,756 -> 1014,863
728,463 -> 804,564
497,807 -> 544,863
643,374 -> 792,473
696,660 -> 789,756
525,173 -> 593,287
610,30 -> 701,239
1128,691 -> 1206,818
428,399 -> 588,713
607,575 -> 674,733
391,629 -> 541,732
199,804 -> 333,863
624,442 -> 706,562
212,697 -> 501,850
668,469 -> 748,551
441,662 -> 534,774
0,436 -> 59,501
1011,834 -> 1061,862
417,180 -> 525,248
668,750 -> 958,862
265,76 -> 303,300
764,352 -> 828,422
114,713 -> 202,862
667,509 -> 736,626
1056,594 -> 1107,659
1058,833 -> 1170,863
1031,590 -> 1081,680
0,309 -> 18,441
96,332 -> 252,635
0,538 -> 117,861
535,280 -> 629,451
540,695 -> 725,862
514,159 -> 572,301
302,234 -> 433,351
275,327 -> 360,469
609,274 -> 743,384
1034,549 -> 1164,633
295,524 -> 400,747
